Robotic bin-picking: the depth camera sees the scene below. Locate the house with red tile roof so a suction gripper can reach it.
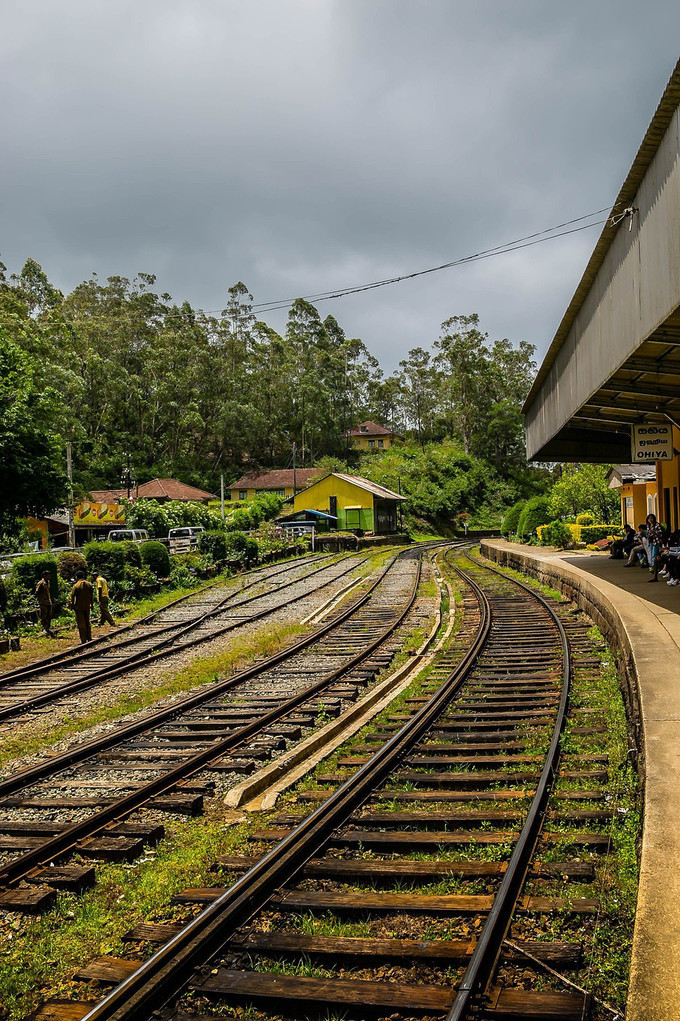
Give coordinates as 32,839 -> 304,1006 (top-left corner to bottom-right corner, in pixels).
345,421 -> 403,451
228,469 -> 319,503
89,478 -> 216,504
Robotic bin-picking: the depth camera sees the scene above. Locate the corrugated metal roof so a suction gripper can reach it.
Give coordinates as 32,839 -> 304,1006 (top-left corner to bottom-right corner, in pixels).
331,473 -> 406,501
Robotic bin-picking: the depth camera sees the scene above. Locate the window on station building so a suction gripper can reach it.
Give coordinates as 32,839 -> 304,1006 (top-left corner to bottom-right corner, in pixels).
378,439 -> 384,448
239,490 -> 247,501
369,439 -> 375,448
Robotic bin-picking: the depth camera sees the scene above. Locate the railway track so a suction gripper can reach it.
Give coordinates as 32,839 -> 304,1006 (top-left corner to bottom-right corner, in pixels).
0,545 -> 439,923
0,553 -> 365,723
36,548 -> 620,1021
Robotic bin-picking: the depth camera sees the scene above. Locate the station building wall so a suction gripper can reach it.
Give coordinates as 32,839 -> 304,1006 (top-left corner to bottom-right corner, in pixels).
657,431 -> 680,531
292,475 -> 375,532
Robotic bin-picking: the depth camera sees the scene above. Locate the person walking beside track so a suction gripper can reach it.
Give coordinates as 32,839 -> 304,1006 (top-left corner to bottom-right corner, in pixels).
69,570 -> 94,644
94,570 -> 117,627
35,570 -> 56,637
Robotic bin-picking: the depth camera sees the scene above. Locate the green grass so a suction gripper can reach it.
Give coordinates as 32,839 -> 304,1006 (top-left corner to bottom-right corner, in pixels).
0,812 -> 254,1021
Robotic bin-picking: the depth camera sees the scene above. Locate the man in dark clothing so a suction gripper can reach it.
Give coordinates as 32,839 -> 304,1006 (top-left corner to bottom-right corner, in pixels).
69,570 -> 94,644
35,570 -> 56,637
610,524 -> 636,559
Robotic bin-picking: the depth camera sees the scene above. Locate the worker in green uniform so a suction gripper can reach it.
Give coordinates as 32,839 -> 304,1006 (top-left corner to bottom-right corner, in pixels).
69,570 -> 94,644
35,570 -> 56,637
94,571 -> 117,627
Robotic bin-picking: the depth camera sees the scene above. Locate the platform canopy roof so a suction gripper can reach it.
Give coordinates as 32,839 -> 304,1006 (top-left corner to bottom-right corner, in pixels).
524,60 -> 680,464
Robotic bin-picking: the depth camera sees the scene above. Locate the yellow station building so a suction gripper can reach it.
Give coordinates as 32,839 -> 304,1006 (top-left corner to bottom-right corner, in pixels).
291,473 -> 405,534
607,464 -> 659,527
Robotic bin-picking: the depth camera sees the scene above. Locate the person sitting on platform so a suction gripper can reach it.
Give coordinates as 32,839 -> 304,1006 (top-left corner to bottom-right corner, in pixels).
655,530 -> 680,585
610,524 -> 636,559
624,523 -> 648,567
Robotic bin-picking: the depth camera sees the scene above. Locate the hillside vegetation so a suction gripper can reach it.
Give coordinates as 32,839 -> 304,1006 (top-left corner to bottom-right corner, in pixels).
1,257 -> 549,536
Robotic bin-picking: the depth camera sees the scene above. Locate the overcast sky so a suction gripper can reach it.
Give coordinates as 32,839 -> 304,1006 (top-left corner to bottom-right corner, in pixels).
2,2 -> 679,372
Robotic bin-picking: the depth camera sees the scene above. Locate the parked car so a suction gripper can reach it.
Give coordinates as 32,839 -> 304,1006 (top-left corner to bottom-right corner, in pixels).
168,527 -> 205,541
168,526 -> 204,552
107,529 -> 149,543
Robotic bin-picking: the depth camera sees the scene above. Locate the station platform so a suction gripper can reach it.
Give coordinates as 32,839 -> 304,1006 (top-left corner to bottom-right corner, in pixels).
480,539 -> 680,1021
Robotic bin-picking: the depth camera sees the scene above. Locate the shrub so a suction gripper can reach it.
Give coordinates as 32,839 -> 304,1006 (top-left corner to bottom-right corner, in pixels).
118,540 -> 142,568
540,520 -> 573,549
501,500 -> 525,536
226,508 -> 253,532
198,530 -> 229,563
517,497 -> 555,539
140,540 -> 171,579
12,553 -> 58,602
575,512 -> 595,526
0,576 -> 7,614
580,524 -> 623,544
244,536 -> 259,565
83,541 -> 127,581
56,550 -> 88,582
224,532 -> 248,561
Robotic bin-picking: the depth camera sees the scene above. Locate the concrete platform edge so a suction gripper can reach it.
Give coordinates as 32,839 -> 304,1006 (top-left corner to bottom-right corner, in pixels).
481,539 -> 680,1021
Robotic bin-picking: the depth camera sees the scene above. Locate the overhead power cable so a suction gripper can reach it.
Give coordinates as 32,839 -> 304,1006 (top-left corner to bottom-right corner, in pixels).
244,205 -> 617,316
43,203 -> 624,330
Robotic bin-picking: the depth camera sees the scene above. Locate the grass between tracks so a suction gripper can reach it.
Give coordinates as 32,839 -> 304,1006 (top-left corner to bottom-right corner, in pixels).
0,621 -> 308,771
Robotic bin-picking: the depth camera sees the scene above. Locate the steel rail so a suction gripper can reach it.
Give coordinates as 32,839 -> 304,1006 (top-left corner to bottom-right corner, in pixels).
0,555 -> 362,722
75,548 -> 486,1021
0,549 -> 427,890
0,553 -> 326,685
446,552 -> 571,1020
0,553 -> 401,801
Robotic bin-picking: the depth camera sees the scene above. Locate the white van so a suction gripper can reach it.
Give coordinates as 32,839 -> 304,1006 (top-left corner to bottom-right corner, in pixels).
107,529 -> 150,543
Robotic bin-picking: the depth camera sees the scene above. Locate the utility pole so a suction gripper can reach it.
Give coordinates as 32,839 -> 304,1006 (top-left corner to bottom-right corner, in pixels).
66,442 -> 76,549
220,474 -> 225,520
292,442 -> 297,500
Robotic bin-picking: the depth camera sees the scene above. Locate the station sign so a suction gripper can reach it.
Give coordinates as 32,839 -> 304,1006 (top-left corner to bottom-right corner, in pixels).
632,423 -> 674,462
74,502 -> 126,525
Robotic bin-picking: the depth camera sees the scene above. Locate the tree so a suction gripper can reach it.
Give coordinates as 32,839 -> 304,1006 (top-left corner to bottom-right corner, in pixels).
548,464 -> 619,523
434,314 -> 490,454
397,347 -> 437,446
0,333 -> 68,531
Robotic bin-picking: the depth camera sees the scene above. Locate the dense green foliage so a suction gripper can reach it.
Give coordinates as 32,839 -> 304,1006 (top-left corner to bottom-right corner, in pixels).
540,520 -> 573,548
581,524 -> 622,544
0,330 -> 68,531
501,500 -> 525,536
139,541 -> 171,578
12,554 -> 58,600
82,541 -> 128,581
548,464 -> 619,524
517,496 -> 555,538
56,550 -> 88,581
0,256 -> 544,536
198,531 -> 229,563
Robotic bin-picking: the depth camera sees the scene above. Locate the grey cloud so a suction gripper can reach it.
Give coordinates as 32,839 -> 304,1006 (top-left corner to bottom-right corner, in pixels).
1,0 -> 679,370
